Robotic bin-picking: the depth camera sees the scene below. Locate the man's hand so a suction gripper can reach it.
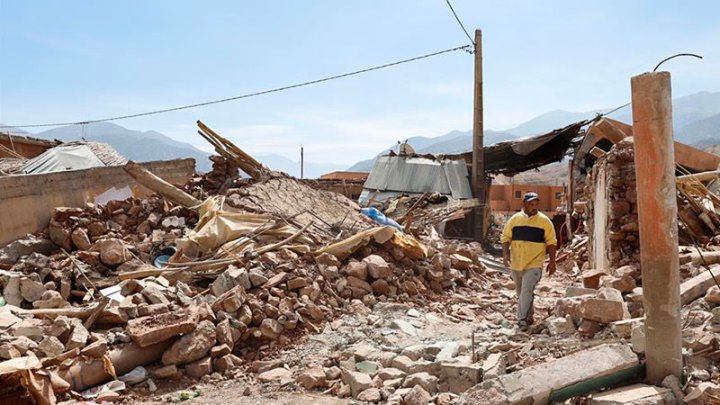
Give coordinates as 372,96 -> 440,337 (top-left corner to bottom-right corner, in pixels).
546,260 -> 556,276
502,242 -> 511,270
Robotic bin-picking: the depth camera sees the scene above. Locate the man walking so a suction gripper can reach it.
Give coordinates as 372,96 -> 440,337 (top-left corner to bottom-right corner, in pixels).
501,192 -> 557,329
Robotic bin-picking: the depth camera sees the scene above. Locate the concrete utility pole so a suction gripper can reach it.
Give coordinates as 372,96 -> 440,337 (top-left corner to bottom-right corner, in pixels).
471,29 -> 485,241
631,71 -> 683,384
300,145 -> 304,179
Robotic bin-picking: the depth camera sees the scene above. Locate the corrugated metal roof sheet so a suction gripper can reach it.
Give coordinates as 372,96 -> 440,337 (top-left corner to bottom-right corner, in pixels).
361,155 -> 472,203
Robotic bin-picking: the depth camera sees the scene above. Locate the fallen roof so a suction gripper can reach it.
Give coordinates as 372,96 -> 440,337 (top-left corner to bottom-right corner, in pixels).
459,120 -> 587,176
18,141 -> 128,174
577,117 -> 720,173
362,155 -> 473,200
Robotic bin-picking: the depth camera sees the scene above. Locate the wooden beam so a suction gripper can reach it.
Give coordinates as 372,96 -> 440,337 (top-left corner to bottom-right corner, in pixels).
123,161 -> 201,208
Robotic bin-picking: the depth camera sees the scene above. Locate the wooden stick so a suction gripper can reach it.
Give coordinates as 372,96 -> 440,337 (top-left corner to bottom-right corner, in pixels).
123,161 -> 201,208
83,296 -> 109,330
62,249 -> 99,297
247,221 -> 313,258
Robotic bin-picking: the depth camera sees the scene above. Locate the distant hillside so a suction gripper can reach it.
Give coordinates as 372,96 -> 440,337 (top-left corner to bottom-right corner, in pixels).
35,122 -> 214,172
678,113 -> 720,145
346,130 -> 517,171
254,154 -> 346,179
612,91 -> 720,142
416,130 -> 517,154
504,110 -> 599,137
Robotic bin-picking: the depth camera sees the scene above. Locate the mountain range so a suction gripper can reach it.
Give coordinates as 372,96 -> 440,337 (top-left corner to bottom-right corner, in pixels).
2,122 -> 345,177
3,91 -> 717,177
347,91 -> 720,172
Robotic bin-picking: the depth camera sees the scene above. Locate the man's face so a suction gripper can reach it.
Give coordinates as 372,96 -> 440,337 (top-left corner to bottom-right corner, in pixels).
523,199 -> 539,216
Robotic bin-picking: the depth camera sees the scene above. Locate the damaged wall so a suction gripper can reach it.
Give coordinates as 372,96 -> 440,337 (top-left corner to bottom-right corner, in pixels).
585,140 -> 641,270
0,159 -> 195,247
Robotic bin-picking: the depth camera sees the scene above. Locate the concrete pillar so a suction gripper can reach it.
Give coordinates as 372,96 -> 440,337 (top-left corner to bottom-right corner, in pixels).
471,29 -> 485,241
630,72 -> 683,384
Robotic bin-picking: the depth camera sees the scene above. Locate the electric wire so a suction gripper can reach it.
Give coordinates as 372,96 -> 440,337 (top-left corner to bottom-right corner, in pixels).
0,44 -> 472,129
445,0 -> 475,46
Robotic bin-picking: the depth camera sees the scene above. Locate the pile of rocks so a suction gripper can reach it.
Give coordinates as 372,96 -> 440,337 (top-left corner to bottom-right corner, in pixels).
0,172 -> 488,403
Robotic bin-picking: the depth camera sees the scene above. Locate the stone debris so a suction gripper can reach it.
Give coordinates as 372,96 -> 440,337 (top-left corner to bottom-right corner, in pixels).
1,134 -> 720,405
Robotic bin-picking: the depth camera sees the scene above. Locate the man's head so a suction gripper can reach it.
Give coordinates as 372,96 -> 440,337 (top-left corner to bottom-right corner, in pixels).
522,192 -> 540,216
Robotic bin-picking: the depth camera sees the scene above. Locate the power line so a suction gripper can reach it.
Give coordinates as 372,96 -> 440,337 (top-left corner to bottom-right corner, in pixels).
445,0 -> 475,47
0,44 -> 472,129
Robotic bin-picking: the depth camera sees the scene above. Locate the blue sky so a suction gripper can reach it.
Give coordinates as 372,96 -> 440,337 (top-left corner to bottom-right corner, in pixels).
1,1 -> 718,164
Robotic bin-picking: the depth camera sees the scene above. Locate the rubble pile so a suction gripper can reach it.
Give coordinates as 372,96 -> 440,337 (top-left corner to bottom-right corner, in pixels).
186,155 -> 249,197
0,160 -> 489,404
381,192 -> 481,236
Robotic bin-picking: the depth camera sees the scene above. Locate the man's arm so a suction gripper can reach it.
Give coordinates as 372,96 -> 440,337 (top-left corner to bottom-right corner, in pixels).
502,242 -> 511,269
546,244 -> 557,276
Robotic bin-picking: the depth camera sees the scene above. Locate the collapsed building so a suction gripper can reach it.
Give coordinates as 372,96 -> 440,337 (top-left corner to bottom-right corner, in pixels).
0,97 -> 718,405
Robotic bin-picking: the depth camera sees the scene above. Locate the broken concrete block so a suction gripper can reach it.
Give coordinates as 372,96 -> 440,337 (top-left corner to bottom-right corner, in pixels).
680,265 -> 720,305
161,320 -> 216,365
460,344 -> 638,405
127,310 -> 198,348
596,287 -> 624,302
589,383 -> 676,404
377,368 -> 406,381
565,286 -> 597,297
260,318 -> 283,340
343,369 -> 374,398
210,344 -> 231,358
258,367 -> 293,384
684,382 -> 720,405
435,341 -> 460,362
578,298 -> 628,323
49,221 -> 73,251
213,354 -> 236,373
152,364 -> 182,380
97,238 -> 131,266
441,363 -> 482,394
71,228 -> 92,251
286,277 -> 308,290
185,356 -> 213,378
482,353 -> 507,380
32,290 -> 70,309
81,340 -> 108,358
600,274 -> 637,293
547,316 -> 576,337
65,322 -> 89,351
390,355 -> 413,373
297,365 -> 327,389
345,261 -> 368,280
357,387 -> 382,402
364,255 -> 391,279
583,269 -> 608,289
704,285 -> 720,305
38,336 -> 65,358
20,278 -> 46,303
141,285 -> 169,305
578,319 -> 602,338
3,277 -> 22,307
403,372 -> 438,394
610,318 -> 643,339
404,385 -> 432,405
316,252 -> 341,268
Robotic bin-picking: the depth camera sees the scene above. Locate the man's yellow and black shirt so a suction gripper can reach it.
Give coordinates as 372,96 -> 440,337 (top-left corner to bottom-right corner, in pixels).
501,211 -> 557,271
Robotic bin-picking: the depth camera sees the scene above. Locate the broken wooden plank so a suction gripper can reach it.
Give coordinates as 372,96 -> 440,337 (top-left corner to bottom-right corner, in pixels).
314,226 -> 396,260
123,161 -> 201,208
